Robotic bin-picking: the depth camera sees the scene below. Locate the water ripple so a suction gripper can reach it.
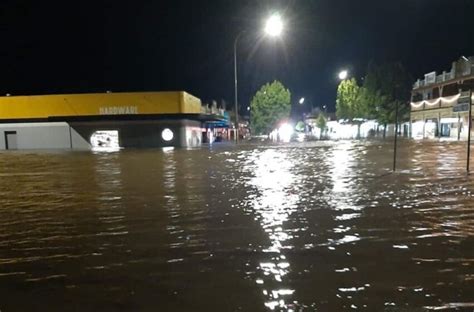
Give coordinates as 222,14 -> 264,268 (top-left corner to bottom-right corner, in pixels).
0,141 -> 473,310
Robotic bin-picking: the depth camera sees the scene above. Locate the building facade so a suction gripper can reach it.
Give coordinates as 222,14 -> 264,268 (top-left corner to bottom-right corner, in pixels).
411,56 -> 474,140
0,91 -> 225,150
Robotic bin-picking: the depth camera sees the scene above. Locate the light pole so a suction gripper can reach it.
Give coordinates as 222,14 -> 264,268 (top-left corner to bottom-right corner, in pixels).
234,32 -> 244,142
233,13 -> 283,142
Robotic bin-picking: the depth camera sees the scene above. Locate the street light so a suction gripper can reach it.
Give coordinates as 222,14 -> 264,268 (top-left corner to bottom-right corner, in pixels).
339,70 -> 348,80
264,14 -> 283,37
299,97 -> 305,105
234,13 -> 284,141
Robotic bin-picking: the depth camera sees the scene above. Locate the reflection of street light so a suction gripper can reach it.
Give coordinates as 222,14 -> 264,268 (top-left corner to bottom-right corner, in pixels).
339,70 -> 348,80
234,13 -> 284,142
299,97 -> 305,105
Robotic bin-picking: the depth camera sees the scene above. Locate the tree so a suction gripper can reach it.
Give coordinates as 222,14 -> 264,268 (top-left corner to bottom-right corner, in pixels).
333,62 -> 412,138
316,113 -> 327,139
336,78 -> 360,121
295,121 -> 305,132
250,80 -> 291,135
361,62 -> 413,135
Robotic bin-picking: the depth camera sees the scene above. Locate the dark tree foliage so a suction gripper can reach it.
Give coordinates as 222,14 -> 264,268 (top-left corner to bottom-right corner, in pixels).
361,62 -> 413,124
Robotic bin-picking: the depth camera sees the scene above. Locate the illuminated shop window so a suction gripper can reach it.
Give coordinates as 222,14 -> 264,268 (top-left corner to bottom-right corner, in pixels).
90,130 -> 120,150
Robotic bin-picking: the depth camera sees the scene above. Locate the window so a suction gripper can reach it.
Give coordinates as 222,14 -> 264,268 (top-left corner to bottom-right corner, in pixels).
90,130 -> 120,150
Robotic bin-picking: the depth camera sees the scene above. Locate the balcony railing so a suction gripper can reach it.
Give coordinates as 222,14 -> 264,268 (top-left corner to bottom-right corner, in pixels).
413,71 -> 456,89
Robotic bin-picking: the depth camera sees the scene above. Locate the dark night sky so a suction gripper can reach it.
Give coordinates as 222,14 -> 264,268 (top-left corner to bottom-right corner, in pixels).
1,0 -> 474,113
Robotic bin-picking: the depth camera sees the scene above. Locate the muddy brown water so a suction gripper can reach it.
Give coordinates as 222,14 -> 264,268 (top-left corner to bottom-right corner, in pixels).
0,140 -> 473,311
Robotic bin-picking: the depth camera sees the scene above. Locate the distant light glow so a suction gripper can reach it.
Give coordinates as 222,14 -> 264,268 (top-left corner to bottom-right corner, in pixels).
265,14 -> 283,37
162,128 -> 174,142
299,97 -> 305,105
339,70 -> 348,80
278,123 -> 293,142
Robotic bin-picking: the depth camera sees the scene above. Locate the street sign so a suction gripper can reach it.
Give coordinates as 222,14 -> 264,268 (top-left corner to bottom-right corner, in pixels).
453,102 -> 470,112
458,96 -> 471,105
453,95 -> 471,112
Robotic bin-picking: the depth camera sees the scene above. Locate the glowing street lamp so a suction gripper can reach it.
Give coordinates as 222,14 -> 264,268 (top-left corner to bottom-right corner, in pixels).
234,13 -> 284,141
299,97 -> 305,105
339,70 -> 349,80
264,14 -> 284,37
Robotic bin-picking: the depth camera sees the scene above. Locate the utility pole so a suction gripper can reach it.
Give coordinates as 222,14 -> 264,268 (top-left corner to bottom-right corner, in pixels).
458,83 -> 474,173
467,89 -> 472,173
233,32 -> 243,143
393,101 -> 399,172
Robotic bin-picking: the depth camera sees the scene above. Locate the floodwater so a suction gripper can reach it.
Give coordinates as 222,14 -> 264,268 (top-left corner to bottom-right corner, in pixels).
0,140 -> 473,311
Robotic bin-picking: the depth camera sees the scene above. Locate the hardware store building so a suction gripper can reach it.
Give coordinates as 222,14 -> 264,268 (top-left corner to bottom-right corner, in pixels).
0,91 -> 221,150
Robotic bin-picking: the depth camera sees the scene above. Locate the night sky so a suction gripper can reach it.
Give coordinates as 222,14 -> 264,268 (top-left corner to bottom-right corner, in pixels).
1,0 -> 474,113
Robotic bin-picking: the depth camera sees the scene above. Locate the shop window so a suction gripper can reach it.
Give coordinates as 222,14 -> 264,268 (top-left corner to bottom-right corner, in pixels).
90,130 -> 120,150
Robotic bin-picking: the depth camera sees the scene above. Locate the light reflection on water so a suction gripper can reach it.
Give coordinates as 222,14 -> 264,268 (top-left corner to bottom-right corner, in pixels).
244,148 -> 299,310
0,140 -> 473,311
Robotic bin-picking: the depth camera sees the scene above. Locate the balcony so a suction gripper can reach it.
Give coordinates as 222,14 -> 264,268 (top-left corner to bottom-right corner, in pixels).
413,80 -> 424,89
414,72 -> 456,90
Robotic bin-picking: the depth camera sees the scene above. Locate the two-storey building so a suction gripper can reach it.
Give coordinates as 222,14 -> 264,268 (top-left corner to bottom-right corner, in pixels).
411,56 -> 474,140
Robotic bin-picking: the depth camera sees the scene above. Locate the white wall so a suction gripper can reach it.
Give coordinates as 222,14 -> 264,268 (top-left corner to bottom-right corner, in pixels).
70,127 -> 92,149
0,122 -> 90,150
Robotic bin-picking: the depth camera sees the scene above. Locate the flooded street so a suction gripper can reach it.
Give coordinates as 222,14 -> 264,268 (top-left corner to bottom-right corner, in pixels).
0,140 -> 473,311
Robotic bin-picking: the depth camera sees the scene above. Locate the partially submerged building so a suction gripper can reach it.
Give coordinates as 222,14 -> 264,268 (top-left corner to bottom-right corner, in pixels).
410,56 -> 474,139
0,91 -> 226,150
